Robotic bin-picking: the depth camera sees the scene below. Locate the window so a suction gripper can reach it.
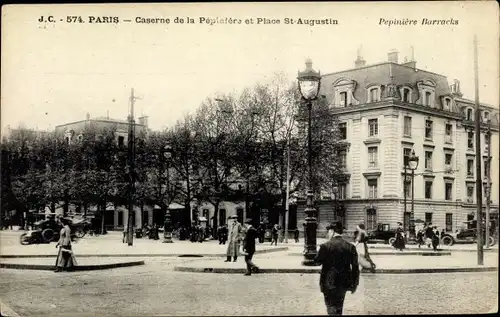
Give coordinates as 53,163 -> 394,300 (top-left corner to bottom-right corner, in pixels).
403,148 -> 412,166
445,213 -> 453,232
445,153 -> 453,166
339,151 -> 347,169
484,158 -> 489,178
219,209 -> 226,226
445,182 -> 453,201
368,179 -> 378,198
425,212 -> 433,224
368,147 -> 378,168
444,98 -> 451,110
425,180 -> 433,199
485,134 -> 490,153
340,92 -> 347,107
369,88 -> 379,102
202,209 -> 209,219
484,111 -> 490,122
366,209 -> 377,231
445,124 -> 453,143
338,184 -> 347,200
339,123 -> 347,140
402,88 -> 411,103
424,151 -> 433,171
425,91 -> 432,106
425,120 -> 433,139
466,186 -> 474,202
403,116 -> 412,136
118,136 -> 125,148
467,132 -> 474,149
466,108 -> 473,121
368,119 -> 378,137
467,159 -> 474,177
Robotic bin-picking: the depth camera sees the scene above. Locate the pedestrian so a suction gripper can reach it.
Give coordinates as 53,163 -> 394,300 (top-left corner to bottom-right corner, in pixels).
225,215 -> 243,262
198,225 -> 204,243
54,218 -> 77,272
394,222 -> 405,251
432,226 -> 440,251
122,226 -> 128,244
294,227 -> 300,243
416,227 -> 424,248
190,222 -> 197,243
257,223 -> 265,243
242,218 -> 260,276
440,229 -> 446,239
222,224 -> 228,244
315,221 -> 360,316
353,223 -> 376,273
271,224 -> 279,246
425,223 -> 434,248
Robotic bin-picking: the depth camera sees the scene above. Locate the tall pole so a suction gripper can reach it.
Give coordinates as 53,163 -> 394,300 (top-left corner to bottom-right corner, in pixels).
403,166 -> 408,236
485,119 -> 491,248
473,34 -> 484,265
411,168 -> 415,232
127,88 -> 137,246
284,137 -> 291,243
303,100 -> 317,266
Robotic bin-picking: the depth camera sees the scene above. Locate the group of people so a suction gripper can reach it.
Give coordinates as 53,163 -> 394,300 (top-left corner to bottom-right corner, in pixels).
223,215 -> 260,276
417,223 -> 441,251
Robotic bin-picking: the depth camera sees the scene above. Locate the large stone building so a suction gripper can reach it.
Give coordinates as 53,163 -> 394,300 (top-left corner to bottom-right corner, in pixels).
297,50 -> 499,234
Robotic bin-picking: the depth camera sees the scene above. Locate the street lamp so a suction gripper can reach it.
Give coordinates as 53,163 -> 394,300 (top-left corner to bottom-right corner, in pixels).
163,142 -> 174,243
297,58 -> 321,266
408,149 -> 419,242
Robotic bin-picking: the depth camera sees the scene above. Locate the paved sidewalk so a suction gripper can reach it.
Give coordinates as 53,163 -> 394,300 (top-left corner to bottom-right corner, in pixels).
174,252 -> 499,274
1,232 -> 287,257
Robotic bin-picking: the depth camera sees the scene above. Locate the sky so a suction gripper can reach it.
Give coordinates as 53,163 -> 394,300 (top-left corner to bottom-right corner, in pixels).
1,2 -> 498,134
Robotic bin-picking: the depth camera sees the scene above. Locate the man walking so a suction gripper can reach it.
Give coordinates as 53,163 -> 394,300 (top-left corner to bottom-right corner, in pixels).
242,218 -> 260,276
225,215 -> 243,262
315,222 -> 360,316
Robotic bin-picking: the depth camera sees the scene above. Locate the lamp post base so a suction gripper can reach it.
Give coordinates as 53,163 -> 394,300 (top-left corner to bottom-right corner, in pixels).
163,231 -> 173,243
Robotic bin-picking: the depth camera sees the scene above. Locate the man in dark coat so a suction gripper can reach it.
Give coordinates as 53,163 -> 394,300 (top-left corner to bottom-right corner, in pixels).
294,228 -> 300,243
242,218 -> 260,276
315,221 -> 360,316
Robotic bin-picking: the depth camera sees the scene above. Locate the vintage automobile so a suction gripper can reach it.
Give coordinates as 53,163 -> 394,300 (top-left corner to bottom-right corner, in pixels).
440,220 -> 497,247
366,224 -> 397,245
20,216 -> 87,245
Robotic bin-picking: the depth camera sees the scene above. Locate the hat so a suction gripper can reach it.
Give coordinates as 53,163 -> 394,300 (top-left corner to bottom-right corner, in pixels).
244,218 -> 252,224
327,221 -> 343,232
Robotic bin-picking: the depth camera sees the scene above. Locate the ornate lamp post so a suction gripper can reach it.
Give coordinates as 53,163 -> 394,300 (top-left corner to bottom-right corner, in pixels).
297,58 -> 321,266
163,142 -> 174,243
408,149 -> 419,242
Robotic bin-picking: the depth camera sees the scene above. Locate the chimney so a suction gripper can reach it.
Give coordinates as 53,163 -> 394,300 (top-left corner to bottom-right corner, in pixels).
388,49 -> 399,63
450,79 -> 463,97
138,116 -> 148,127
355,46 -> 366,68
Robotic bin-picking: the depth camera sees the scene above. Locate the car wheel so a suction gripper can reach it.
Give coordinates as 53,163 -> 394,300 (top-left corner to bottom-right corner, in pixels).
441,235 -> 454,246
388,237 -> 396,246
489,236 -> 496,246
20,233 -> 31,245
42,229 -> 55,242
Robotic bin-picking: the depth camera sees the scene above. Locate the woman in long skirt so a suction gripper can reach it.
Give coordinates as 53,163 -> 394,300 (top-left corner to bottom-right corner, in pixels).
54,218 -> 77,272
393,222 -> 406,251
354,224 -> 376,273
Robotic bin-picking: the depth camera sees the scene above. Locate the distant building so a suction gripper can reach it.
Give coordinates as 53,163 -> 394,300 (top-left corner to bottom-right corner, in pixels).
54,113 -> 149,146
297,49 -> 499,234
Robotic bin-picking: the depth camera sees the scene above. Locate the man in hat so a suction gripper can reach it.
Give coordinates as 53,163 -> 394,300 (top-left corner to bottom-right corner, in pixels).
242,218 -> 260,276
315,221 -> 359,316
225,215 -> 243,262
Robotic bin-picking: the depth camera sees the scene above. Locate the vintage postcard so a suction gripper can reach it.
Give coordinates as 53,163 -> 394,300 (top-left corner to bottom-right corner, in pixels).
1,2 -> 498,316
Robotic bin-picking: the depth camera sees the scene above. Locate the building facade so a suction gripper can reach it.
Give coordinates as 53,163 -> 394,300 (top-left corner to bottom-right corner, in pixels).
297,50 -> 499,234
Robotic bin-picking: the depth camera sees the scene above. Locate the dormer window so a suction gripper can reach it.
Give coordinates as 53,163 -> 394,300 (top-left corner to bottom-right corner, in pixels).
402,88 -> 411,103
332,78 -> 359,108
425,92 -> 432,106
416,79 -> 436,107
367,86 -> 381,103
442,97 -> 452,111
483,111 -> 490,122
466,108 -> 474,121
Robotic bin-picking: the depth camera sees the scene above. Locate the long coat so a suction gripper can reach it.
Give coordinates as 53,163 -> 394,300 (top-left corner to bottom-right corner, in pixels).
226,222 -> 243,257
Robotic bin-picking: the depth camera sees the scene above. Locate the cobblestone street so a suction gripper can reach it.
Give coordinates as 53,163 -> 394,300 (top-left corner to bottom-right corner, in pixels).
1,258 -> 497,316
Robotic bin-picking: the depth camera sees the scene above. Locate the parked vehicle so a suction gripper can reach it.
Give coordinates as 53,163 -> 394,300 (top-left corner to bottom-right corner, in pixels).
366,224 -> 397,245
19,216 -> 79,245
441,220 -> 497,246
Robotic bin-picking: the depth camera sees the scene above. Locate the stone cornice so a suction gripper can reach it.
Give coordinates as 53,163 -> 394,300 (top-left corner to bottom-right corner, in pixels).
362,171 -> 381,178
363,138 -> 382,145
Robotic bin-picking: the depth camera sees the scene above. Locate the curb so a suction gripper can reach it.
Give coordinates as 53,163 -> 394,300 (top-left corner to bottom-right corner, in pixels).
0,260 -> 145,271
0,300 -> 22,317
173,265 -> 498,274
367,246 -> 498,252
287,251 -> 452,256
0,247 -> 288,259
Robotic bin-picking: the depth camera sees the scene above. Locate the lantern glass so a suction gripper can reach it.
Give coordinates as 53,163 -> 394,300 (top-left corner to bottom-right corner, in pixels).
299,79 -> 320,100
408,150 -> 419,170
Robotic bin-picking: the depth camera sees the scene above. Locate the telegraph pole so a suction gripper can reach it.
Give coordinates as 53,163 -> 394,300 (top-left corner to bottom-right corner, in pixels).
284,137 -> 291,243
127,88 -> 139,246
473,35 -> 484,264
485,119 -> 492,248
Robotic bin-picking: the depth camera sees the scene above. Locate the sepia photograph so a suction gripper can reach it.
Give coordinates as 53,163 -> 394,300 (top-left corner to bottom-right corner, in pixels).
1,2 -> 498,316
